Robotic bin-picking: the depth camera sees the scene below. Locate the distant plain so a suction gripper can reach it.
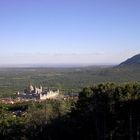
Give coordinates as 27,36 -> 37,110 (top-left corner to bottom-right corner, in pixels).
0,64 -> 140,97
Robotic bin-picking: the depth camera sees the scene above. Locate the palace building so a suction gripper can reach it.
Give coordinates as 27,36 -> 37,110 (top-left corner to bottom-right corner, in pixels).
17,84 -> 59,100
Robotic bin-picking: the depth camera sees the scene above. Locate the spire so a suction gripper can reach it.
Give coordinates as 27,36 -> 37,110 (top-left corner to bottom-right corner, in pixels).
29,84 -> 34,92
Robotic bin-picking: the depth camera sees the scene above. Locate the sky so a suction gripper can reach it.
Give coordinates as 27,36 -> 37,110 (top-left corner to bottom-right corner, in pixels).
0,0 -> 140,66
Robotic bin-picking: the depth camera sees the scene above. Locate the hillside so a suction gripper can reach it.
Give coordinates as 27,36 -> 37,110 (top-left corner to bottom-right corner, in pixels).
119,53 -> 140,66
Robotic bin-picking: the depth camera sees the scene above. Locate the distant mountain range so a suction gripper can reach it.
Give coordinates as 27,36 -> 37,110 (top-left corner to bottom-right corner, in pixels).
119,54 -> 140,66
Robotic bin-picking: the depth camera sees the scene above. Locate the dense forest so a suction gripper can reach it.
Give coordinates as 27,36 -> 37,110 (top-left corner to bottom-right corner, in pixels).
1,83 -> 140,140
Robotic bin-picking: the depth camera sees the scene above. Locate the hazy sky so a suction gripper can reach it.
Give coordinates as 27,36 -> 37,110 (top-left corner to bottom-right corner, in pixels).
0,0 -> 140,65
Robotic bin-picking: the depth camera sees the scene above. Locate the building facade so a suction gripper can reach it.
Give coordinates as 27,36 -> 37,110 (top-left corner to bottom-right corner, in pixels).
17,84 -> 59,100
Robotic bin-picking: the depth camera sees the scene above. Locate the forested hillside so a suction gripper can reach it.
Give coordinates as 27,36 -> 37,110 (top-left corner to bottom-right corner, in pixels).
1,83 -> 140,140
119,53 -> 140,66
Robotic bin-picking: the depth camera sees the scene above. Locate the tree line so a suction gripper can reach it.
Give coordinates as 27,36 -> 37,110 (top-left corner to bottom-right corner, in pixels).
1,83 -> 140,139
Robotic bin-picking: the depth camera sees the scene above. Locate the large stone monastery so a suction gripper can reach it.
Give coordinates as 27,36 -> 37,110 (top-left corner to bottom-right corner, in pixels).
17,84 -> 59,100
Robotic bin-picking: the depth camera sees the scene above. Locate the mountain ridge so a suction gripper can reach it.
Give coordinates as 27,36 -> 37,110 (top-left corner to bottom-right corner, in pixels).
119,53 -> 140,66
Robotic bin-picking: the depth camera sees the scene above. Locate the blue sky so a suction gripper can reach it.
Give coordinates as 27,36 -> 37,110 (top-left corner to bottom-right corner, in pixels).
0,0 -> 140,65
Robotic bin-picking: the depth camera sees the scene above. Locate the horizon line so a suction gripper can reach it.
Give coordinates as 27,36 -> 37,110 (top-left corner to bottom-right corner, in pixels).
0,63 -> 118,68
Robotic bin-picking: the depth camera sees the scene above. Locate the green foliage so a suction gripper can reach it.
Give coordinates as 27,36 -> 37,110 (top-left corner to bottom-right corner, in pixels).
0,66 -> 140,98
1,82 -> 140,139
0,99 -> 74,139
71,83 -> 140,140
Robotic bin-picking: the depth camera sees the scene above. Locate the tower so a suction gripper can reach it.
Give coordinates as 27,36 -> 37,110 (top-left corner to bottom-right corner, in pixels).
29,84 -> 34,92
39,85 -> 43,92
